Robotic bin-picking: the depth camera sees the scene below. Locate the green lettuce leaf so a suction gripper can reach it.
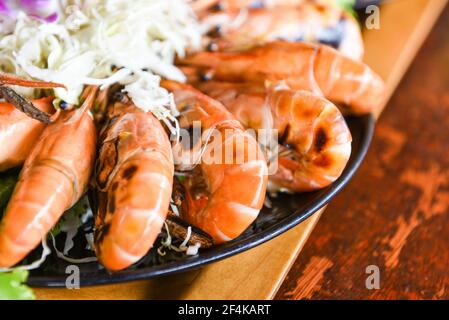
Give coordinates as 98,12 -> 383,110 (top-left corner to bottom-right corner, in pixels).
335,0 -> 357,10
0,269 -> 35,300
334,0 -> 357,17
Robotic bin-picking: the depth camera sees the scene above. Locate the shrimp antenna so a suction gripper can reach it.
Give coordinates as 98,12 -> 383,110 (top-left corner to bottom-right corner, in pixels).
0,86 -> 53,123
0,74 -> 66,89
0,75 -> 67,123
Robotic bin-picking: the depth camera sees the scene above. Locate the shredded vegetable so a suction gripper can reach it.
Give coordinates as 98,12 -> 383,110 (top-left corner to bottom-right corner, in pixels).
0,0 -> 200,127
158,222 -> 201,256
49,233 -> 97,264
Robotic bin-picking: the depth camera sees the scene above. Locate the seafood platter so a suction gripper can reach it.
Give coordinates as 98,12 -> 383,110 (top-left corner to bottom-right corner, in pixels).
0,0 -> 384,291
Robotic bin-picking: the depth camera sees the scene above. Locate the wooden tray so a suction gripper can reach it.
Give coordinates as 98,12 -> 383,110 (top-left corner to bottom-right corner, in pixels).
35,0 -> 448,300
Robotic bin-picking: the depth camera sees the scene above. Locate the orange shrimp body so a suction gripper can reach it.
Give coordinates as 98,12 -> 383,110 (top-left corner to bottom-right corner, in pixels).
200,4 -> 363,60
191,0 -> 305,12
0,97 -> 54,171
0,89 -> 97,268
179,41 -> 386,115
162,80 -> 268,243
0,74 -> 65,171
196,81 -> 352,192
269,89 -> 352,191
94,101 -> 174,271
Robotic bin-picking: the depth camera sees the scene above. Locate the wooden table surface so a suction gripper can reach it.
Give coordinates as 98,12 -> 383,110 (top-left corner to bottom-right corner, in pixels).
276,3 -> 449,300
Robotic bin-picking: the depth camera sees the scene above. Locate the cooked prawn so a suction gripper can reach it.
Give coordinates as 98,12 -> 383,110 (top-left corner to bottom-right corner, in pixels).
179,41 -> 386,115
200,4 -> 363,60
0,86 -> 97,268
195,81 -> 352,191
191,0 -> 305,12
94,94 -> 174,271
161,80 -> 268,243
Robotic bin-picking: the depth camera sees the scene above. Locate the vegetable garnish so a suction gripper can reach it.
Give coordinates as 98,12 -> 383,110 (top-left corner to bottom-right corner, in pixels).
333,0 -> 357,16
0,269 -> 35,300
0,0 -> 201,133
50,196 -> 98,264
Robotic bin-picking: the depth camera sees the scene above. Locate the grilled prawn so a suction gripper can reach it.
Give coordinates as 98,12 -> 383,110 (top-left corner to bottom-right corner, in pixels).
195,81 -> 352,192
200,4 -> 363,60
179,41 -> 386,115
191,0 -> 305,12
0,86 -> 97,268
162,80 -> 268,243
94,94 -> 174,271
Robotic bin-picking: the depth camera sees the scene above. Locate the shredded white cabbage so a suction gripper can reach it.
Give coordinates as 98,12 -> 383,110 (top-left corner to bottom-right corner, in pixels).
0,0 -> 200,124
50,233 -> 97,264
60,201 -> 93,255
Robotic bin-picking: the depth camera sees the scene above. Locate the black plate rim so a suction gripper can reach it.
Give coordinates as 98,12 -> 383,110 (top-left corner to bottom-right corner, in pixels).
27,114 -> 375,287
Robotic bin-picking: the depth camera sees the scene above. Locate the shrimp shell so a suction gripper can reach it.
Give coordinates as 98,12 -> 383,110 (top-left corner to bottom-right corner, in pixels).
195,81 -> 352,192
0,88 -> 97,268
94,102 -> 174,271
191,0 -> 306,13
0,97 -> 54,172
179,41 -> 386,115
0,74 -> 66,171
162,80 -> 268,243
200,4 -> 364,60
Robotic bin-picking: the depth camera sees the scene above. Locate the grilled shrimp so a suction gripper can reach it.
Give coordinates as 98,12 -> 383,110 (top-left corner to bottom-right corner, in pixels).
161,80 -> 268,243
191,0 -> 305,12
195,81 -> 352,191
0,74 -> 66,171
94,95 -> 174,271
200,4 -> 363,60
0,87 -> 97,268
179,41 -> 386,115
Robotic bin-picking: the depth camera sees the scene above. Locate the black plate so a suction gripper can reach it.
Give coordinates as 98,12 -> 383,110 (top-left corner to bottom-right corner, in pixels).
25,114 -> 374,287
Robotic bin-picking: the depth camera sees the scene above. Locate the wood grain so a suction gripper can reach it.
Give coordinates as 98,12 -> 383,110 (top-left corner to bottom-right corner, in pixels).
363,0 -> 449,117
276,1 -> 449,300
